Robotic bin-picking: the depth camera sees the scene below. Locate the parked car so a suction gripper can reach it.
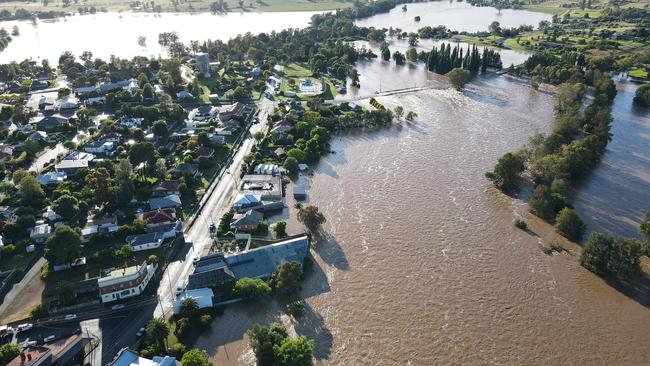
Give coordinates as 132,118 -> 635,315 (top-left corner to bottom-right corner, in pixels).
16,323 -> 33,332
209,223 -> 216,233
43,335 -> 56,343
111,304 -> 125,311
136,327 -> 145,337
19,339 -> 36,348
64,314 -> 77,320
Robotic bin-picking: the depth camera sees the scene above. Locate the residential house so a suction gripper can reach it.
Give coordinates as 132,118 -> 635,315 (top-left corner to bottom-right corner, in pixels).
273,147 -> 286,159
58,96 -> 79,110
215,126 -> 236,136
209,133 -> 226,144
118,117 -> 143,129
55,159 -> 89,174
176,90 -> 193,100
37,171 -> 67,186
230,210 -> 264,232
27,131 -> 48,142
32,115 -> 68,132
152,180 -> 182,197
240,174 -> 283,201
0,144 -> 13,160
85,96 -> 106,106
233,193 -> 262,213
148,194 -> 182,210
81,216 -> 118,240
225,235 -> 310,279
172,288 -> 213,314
170,163 -> 199,178
84,141 -> 115,155
29,223 -> 52,243
30,80 -> 49,90
7,346 -> 52,366
293,185 -> 306,200
108,348 -> 178,366
0,206 -> 18,222
253,163 -> 280,175
43,206 -> 60,222
185,119 -> 210,130
101,132 -> 123,143
139,208 -> 176,227
97,261 -> 157,303
196,146 -> 214,158
188,105 -> 218,121
38,96 -> 57,111
126,232 -> 163,252
146,220 -> 182,240
217,102 -> 245,123
187,252 -> 235,290
76,85 -> 97,96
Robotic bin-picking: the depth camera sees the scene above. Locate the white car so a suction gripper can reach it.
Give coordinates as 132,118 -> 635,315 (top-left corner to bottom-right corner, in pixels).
111,304 -> 125,311
19,339 -> 36,348
43,335 -> 56,343
64,314 -> 77,320
16,323 -> 33,332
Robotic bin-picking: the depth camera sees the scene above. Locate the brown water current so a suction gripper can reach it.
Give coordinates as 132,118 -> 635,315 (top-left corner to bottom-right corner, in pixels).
197,74 -> 650,365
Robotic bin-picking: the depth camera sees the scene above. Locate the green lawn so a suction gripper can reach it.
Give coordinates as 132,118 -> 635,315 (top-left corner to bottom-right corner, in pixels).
282,63 -> 313,78
0,246 -> 38,272
523,6 -> 567,15
629,68 -> 648,79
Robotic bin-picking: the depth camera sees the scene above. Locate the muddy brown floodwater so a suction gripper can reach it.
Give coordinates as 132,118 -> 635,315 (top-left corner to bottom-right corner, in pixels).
196,74 -> 650,365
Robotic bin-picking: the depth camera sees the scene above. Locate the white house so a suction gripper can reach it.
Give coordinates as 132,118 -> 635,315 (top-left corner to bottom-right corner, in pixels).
37,171 -> 67,186
176,90 -> 193,100
29,223 -> 52,243
98,261 -> 157,303
126,232 -> 164,252
172,288 -> 213,314
109,348 -> 177,366
84,141 -> 115,154
42,206 -> 60,222
81,216 -> 118,240
85,96 -> 106,106
209,133 -> 226,144
253,163 -> 280,175
58,96 -> 79,110
118,117 -> 143,129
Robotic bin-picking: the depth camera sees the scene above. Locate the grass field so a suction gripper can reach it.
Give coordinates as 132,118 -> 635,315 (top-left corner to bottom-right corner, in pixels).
0,0 -> 353,14
629,68 -> 648,79
523,6 -> 566,15
281,62 -> 313,78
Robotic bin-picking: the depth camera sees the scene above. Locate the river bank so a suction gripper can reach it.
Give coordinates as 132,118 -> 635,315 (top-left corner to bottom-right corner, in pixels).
192,67 -> 650,364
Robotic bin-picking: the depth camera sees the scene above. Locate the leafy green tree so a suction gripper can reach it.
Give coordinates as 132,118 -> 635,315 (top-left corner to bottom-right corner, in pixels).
276,336 -> 315,366
145,319 -> 170,349
286,148 -> 306,163
274,221 -> 287,238
283,157 -> 299,174
129,142 -> 156,177
297,205 -> 326,233
142,83 -> 155,101
580,232 -> 642,279
394,106 -> 404,119
447,68 -> 471,91
19,174 -> 45,207
554,207 -> 585,241
44,225 -> 82,265
405,111 -> 418,121
234,278 -> 272,299
153,120 -> 168,136
179,297 -> 199,320
52,194 -> 79,220
232,86 -> 248,100
633,84 -> 650,107
86,168 -> 114,205
56,280 -> 75,305
381,47 -> 391,61
247,323 -> 288,366
271,261 -> 303,295
406,47 -> 418,63
392,51 -> 406,65
180,349 -> 211,366
528,185 -> 556,220
0,343 -> 20,365
30,303 -> 48,319
640,209 -> 650,246
485,152 -> 525,191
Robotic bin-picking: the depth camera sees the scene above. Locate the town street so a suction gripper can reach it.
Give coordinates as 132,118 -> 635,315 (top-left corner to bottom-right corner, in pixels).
77,97 -> 274,366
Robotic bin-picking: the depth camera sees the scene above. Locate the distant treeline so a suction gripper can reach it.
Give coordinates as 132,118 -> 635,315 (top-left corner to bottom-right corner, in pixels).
0,9 -> 68,21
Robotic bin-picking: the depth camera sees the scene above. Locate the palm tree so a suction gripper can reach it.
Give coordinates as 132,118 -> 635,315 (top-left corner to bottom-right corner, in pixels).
145,319 -> 170,349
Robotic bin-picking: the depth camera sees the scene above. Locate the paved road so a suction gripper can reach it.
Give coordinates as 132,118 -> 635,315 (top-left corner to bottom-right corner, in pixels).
154,98 -> 273,319
76,98 -> 274,366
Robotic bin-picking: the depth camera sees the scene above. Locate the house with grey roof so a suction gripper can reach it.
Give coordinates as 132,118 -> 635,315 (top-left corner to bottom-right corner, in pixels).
126,232 -> 164,252
225,235 -> 310,279
148,194 -> 182,210
230,210 -> 264,232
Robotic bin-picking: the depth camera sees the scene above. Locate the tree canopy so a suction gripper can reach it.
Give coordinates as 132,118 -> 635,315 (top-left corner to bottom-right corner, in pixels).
44,225 -> 82,265
297,205 -> 326,233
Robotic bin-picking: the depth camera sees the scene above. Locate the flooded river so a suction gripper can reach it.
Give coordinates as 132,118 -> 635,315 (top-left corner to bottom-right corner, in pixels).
197,69 -> 650,364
